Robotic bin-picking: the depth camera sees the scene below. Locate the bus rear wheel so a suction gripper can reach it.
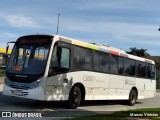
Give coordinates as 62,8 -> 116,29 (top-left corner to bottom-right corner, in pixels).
68,86 -> 81,109
128,89 -> 137,106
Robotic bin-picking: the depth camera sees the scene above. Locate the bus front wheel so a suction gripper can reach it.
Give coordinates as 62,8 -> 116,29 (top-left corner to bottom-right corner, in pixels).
68,86 -> 81,109
128,89 -> 137,106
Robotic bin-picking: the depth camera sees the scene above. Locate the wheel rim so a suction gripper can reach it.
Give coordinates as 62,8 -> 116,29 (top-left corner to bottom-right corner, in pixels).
131,94 -> 135,102
130,92 -> 136,104
68,87 -> 81,108
73,91 -> 79,103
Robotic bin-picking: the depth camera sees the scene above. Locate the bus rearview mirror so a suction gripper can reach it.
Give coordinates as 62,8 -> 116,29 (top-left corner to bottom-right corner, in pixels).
6,45 -> 9,54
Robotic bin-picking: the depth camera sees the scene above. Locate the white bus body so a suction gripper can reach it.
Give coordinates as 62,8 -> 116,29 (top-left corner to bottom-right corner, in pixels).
3,34 -> 156,108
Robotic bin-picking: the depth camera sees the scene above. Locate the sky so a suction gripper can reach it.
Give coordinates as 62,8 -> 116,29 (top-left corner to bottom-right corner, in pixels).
0,0 -> 160,55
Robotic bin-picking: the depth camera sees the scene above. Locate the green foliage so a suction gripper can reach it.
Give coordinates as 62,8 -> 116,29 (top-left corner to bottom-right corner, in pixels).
66,108 -> 160,120
0,70 -> 5,77
127,47 -> 150,57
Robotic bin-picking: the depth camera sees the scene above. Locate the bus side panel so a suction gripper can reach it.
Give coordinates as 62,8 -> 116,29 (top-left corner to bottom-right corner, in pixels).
46,74 -> 156,101
46,71 -> 110,101
136,78 -> 156,99
143,78 -> 156,98
122,76 -> 136,99
136,78 -> 145,99
46,73 -> 70,101
108,75 -> 129,100
82,72 -> 109,100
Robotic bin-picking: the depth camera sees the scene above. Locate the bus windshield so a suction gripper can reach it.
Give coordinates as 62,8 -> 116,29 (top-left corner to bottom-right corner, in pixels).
6,35 -> 52,75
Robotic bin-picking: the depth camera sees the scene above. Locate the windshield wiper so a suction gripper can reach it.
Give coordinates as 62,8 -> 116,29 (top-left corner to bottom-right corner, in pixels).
21,51 -> 29,73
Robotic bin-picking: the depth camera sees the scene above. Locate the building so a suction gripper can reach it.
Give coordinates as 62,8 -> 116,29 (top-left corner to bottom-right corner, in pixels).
0,48 -> 11,67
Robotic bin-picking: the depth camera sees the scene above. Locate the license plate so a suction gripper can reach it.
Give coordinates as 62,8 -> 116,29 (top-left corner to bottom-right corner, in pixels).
15,89 -> 23,95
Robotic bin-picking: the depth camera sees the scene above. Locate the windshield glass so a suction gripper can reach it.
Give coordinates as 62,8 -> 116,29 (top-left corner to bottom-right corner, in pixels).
7,35 -> 52,75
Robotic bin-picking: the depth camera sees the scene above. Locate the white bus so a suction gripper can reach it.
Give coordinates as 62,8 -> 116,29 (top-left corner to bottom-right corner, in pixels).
3,34 -> 156,109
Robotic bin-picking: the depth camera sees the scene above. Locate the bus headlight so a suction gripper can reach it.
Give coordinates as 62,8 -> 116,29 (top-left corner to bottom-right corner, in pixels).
4,77 -> 10,86
33,80 -> 41,88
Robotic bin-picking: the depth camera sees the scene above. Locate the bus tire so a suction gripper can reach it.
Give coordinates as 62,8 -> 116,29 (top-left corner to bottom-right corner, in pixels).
35,100 -> 43,104
128,89 -> 137,106
68,86 -> 81,109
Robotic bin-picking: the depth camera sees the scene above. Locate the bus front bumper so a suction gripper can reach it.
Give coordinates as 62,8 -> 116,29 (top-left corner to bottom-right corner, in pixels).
3,84 -> 45,101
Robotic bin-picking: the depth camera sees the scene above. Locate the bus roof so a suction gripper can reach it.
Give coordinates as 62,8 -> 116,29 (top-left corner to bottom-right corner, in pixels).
18,34 -> 54,38
58,35 -> 155,64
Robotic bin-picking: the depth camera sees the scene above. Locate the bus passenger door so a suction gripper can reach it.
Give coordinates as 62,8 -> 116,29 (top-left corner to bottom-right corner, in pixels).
46,41 -> 73,101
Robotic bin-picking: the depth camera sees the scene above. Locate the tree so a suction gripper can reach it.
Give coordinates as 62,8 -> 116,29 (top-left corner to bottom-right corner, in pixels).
126,47 -> 150,57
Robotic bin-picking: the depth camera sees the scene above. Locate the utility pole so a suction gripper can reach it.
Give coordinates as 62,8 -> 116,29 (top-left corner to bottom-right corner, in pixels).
56,13 -> 61,35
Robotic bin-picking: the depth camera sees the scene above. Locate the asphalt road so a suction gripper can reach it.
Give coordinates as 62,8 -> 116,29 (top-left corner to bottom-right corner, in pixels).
0,84 -> 160,119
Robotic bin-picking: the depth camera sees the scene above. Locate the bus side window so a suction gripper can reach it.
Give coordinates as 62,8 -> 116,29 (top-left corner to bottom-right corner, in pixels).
110,54 -> 118,74
118,56 -> 124,75
147,64 -> 155,79
74,46 -> 92,70
93,51 -> 109,73
60,47 -> 70,68
49,46 -> 70,76
124,58 -> 136,76
136,61 -> 146,78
